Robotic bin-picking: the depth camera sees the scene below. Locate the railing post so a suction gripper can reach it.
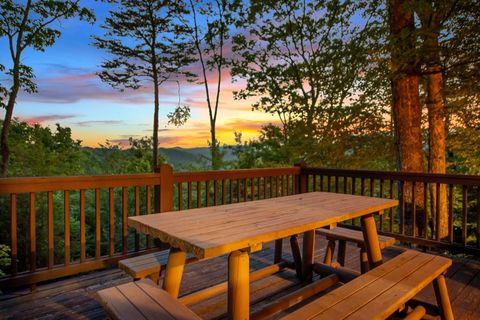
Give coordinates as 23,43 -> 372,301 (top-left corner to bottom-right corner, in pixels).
294,161 -> 308,194
157,164 -> 174,213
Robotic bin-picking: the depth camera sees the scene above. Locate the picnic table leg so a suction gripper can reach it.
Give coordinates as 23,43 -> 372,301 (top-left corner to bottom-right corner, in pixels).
162,247 -> 186,298
228,250 -> 250,320
433,274 -> 454,320
361,213 -> 383,269
302,230 -> 315,282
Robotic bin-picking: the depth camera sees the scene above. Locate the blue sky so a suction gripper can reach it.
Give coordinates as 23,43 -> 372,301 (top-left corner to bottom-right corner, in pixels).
0,0 -> 276,148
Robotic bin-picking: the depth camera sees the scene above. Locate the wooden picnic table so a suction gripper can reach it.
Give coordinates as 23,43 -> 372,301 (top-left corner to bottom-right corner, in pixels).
128,191 -> 398,320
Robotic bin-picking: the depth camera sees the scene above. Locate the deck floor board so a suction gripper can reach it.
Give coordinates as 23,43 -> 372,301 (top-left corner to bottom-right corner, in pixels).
1,235 -> 479,319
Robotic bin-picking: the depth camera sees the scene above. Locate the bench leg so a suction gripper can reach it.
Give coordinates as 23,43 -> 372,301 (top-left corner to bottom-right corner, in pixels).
228,250 -> 250,320
290,235 -> 303,279
433,275 -> 454,320
361,213 -> 383,269
162,247 -> 186,298
323,240 -> 336,265
360,248 -> 369,274
274,239 -> 283,263
302,230 -> 316,282
337,240 -> 346,266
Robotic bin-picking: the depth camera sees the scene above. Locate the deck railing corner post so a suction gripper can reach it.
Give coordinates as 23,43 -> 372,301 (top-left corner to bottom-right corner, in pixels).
294,161 -> 308,194
156,164 -> 174,213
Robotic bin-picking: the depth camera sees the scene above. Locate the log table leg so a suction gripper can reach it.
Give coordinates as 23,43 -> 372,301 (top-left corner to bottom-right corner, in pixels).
323,240 -> 336,265
162,247 -> 186,298
228,250 -> 250,320
302,230 -> 315,282
361,213 -> 383,269
290,235 -> 302,279
433,274 -> 454,320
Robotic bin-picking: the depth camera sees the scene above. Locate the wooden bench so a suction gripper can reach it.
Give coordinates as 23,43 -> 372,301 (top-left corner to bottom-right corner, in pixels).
119,251 -> 197,284
316,227 -> 396,273
282,250 -> 453,320
97,279 -> 201,320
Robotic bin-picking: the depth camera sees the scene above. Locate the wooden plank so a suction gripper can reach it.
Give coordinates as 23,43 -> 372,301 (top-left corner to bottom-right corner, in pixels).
97,286 -> 147,320
136,280 -> 201,320
80,189 -> 86,262
122,187 -> 128,255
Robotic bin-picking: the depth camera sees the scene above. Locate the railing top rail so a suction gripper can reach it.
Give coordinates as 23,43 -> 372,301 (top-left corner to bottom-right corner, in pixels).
0,173 -> 162,194
302,167 -> 480,186
173,167 -> 300,183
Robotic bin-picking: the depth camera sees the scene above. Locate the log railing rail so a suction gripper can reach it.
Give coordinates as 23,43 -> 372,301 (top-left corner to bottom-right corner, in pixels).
0,164 -> 478,289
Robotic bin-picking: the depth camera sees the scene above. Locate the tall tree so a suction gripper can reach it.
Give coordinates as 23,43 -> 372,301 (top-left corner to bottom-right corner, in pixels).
93,0 -> 193,171
232,0 -> 389,166
0,0 -> 94,176
184,0 -> 240,169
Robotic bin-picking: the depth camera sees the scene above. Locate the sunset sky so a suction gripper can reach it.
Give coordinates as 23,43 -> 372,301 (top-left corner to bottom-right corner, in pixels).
0,1 -> 279,148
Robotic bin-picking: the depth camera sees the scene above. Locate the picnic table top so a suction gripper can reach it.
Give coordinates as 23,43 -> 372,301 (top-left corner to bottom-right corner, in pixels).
128,192 -> 398,259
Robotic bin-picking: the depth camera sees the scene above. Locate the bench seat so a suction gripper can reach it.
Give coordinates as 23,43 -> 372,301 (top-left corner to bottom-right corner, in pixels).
119,250 -> 197,283
282,250 -> 452,320
97,279 -> 201,320
317,227 -> 395,273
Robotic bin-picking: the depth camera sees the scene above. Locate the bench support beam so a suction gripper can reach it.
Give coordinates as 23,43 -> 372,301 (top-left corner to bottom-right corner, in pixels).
302,230 -> 315,282
361,213 -> 383,269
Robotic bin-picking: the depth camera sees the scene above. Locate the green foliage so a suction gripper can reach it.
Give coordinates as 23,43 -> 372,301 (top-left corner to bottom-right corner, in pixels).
232,0 -> 392,168
0,244 -> 10,276
4,119 -> 86,177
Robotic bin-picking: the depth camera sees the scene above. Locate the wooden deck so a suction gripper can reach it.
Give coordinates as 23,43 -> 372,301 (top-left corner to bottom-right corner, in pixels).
1,235 -> 479,320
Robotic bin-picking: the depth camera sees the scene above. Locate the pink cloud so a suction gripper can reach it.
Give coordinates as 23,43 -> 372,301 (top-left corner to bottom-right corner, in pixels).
18,114 -> 78,125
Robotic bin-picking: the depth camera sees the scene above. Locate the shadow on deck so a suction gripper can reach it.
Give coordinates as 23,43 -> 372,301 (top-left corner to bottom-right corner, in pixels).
1,235 -> 480,320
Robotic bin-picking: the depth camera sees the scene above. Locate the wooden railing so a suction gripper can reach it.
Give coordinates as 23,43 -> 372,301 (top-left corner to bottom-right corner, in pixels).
0,164 -> 478,289
0,165 -> 300,289
300,167 -> 480,255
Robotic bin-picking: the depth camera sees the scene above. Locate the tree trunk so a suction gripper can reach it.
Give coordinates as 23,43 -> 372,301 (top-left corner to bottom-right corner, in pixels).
152,75 -> 159,172
389,0 -> 425,235
210,121 -> 220,170
0,75 -> 21,176
424,26 -> 448,240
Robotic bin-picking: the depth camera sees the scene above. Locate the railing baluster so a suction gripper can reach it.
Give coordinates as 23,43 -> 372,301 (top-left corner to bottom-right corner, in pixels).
462,185 -> 468,246
80,189 -> 86,262
287,175 -> 291,195
448,184 -> 453,244
335,176 -> 339,193
343,176 -> 347,194
10,194 -> 17,274
48,191 -> 54,269
122,187 -> 127,255
282,175 -> 287,196
197,182 -> 202,208
400,181 -> 405,235
270,176 -> 274,198
188,182 -> 192,209
222,179 -> 226,205
477,187 -> 480,248
29,193 -> 36,272
389,180 -> 394,233
320,175 -> 324,191
327,176 -> 331,192
423,182 -> 428,239
250,178 -> 254,200
96,189 -> 102,258
412,182 -> 416,237
237,179 -> 241,202
134,186 -> 140,252
244,178 -> 248,201
178,182 -> 183,210
313,175 -> 317,191
360,178 -> 365,196
64,190 -> 70,265
146,185 -> 152,248
214,180 -> 218,206
206,180 -> 211,206
379,179 -> 384,231
435,183 -> 441,241
109,188 -> 115,256
230,179 -> 234,204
